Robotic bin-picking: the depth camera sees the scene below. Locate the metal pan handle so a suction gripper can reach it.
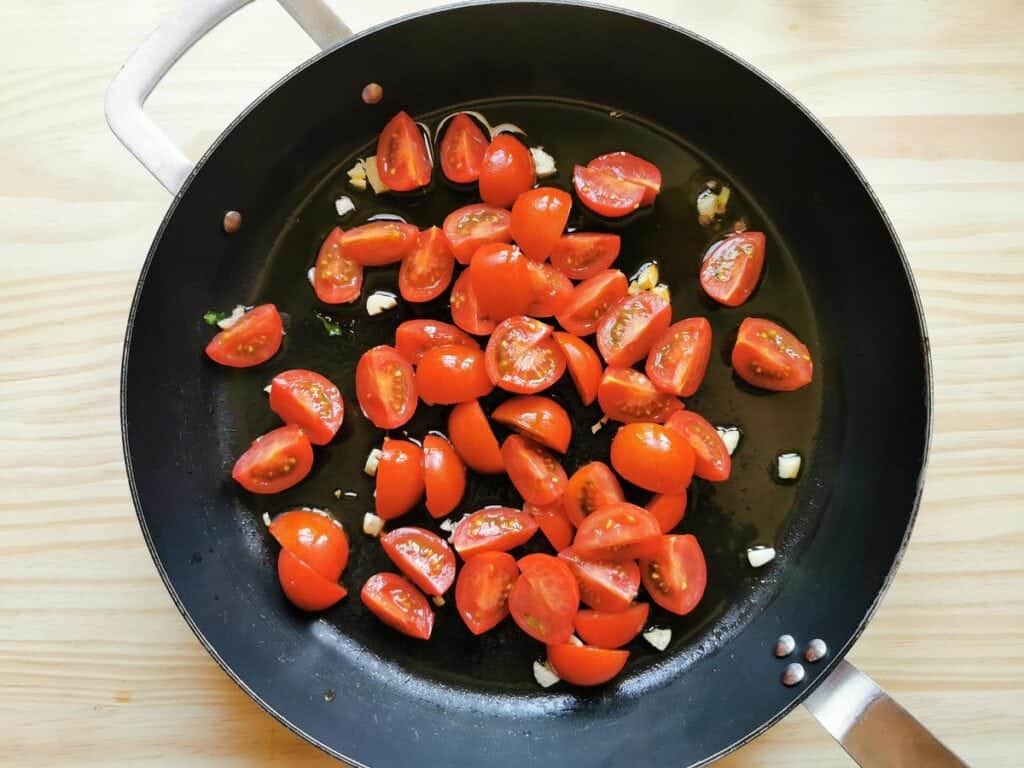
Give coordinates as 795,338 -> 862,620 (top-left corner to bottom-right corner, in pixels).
805,659 -> 970,767
105,0 -> 351,195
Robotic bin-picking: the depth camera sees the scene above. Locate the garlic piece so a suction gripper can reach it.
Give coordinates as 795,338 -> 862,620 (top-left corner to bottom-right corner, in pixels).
697,184 -> 731,226
533,660 -> 560,688
567,635 -> 583,647
307,266 -> 315,287
362,155 -> 389,193
364,448 -> 383,477
747,546 -> 776,568
263,384 -> 272,395
643,627 -> 672,651
334,195 -> 356,217
651,283 -> 671,301
777,452 -> 802,480
591,416 -> 609,434
216,304 -> 248,330
531,146 -> 557,178
261,512 -> 272,528
362,512 -> 385,538
716,427 -> 741,456
366,291 -> 398,316
628,262 -> 659,294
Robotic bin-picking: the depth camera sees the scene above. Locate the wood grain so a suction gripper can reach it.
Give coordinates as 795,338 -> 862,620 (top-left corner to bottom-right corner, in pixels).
1,1 -> 1022,766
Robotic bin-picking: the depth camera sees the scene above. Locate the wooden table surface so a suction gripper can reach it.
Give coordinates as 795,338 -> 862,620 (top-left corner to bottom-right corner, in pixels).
2,1 -> 1022,765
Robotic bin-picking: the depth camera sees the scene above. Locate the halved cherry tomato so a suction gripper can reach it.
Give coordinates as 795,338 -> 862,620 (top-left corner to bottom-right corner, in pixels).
597,367 -> 684,424
361,572 -> 434,639
646,493 -> 687,534
448,400 -> 504,474
509,553 -> 579,644
355,345 -> 417,429
492,396 -> 571,453
731,317 -> 813,391
468,243 -> 533,322
452,506 -> 539,559
485,316 -> 566,394
205,304 -> 283,368
574,603 -> 649,649
646,318 -> 712,397
268,369 -> 344,445
610,422 -> 695,494
596,292 -> 672,367
588,152 -> 662,206
381,527 -> 456,596
278,549 -> 347,612
395,319 -> 479,366
526,501 -> 575,552
443,204 -> 512,265
573,502 -> 661,561
556,269 -> 628,337
550,233 -> 621,280
525,260 -> 573,318
416,345 -> 493,405
553,332 -> 602,406
563,462 -> 624,528
269,509 -> 349,581
547,643 -> 628,686
501,434 -> 568,506
573,164 -> 645,218
449,270 -> 496,335
479,134 -> 535,208
455,550 -> 519,635
376,111 -> 431,192
440,113 -> 488,184
232,425 -> 313,494
375,438 -> 425,520
423,434 -> 466,518
666,411 -> 731,482
510,187 -> 572,262
314,227 -> 363,304
640,534 -> 707,615
339,221 -> 419,266
700,232 -> 765,307
398,226 -> 455,303
558,547 -> 640,612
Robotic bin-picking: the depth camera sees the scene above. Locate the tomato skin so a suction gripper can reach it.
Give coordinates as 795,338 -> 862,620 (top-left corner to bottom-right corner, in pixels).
508,553 -> 579,644
573,164 -> 645,218
355,346 -> 417,429
314,227 -> 363,304
443,204 -> 512,265
360,572 -> 434,639
381,527 -> 457,596
440,113 -> 488,184
597,367 -> 684,424
492,396 -> 571,453
731,317 -> 813,391
449,270 -> 496,336
375,438 -> 425,521
452,506 -> 539,559
468,242 -> 533,322
646,493 -> 687,534
574,603 -> 649,649
479,134 -> 536,208
232,425 -> 313,495
277,549 -> 347,612
447,400 -> 504,474
547,643 -> 628,686
268,369 -> 344,446
485,316 -> 566,394
596,292 -> 672,367
588,152 -> 662,206
376,111 -> 431,192
501,434 -> 568,507
340,221 -> 419,266
700,232 -> 765,307
646,317 -> 712,397
666,411 -> 732,482
205,304 -> 283,368
398,226 -> 455,303
525,261 -> 573,318
640,534 -> 707,616
558,547 -> 641,613
395,319 -> 479,366
416,345 -> 494,405
553,332 -> 602,406
563,461 -> 624,528
550,233 -> 621,280
526,501 -> 575,552
423,434 -> 466,518
455,550 -> 519,635
573,502 -> 661,561
610,422 -> 695,494
510,187 -> 572,262
556,269 -> 628,337
268,509 -> 350,581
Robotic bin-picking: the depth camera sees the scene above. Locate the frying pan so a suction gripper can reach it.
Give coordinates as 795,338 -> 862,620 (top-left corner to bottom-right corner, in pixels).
106,1 -> 968,766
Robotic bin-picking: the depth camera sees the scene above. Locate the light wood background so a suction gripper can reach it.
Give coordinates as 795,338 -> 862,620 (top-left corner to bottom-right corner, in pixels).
1,1 -> 1022,765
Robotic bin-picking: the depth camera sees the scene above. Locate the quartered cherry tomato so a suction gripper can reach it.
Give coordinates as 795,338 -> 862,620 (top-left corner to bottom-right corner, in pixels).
700,232 -> 765,307
468,242 -> 533,322
268,509 -> 349,581
563,461 -> 624,528
597,367 -> 684,424
381,527 -> 456,596
666,411 -> 731,482
547,643 -> 628,686
596,292 -> 672,367
232,425 -> 313,494
361,572 -> 434,639
640,534 -> 707,616
339,221 -> 419,266
376,111 -> 431,192
395,319 -> 479,366
646,493 -> 687,534
525,260 -> 573,318
573,502 -> 661,561
731,317 -> 813,391
443,204 -> 512,265
423,434 -> 466,518
416,345 -> 493,405
447,400 -> 504,474
455,550 -> 519,635
558,547 -> 640,613
449,270 -> 496,336
556,269 -> 628,337
479,134 -> 535,208
553,332 -> 603,406
573,164 -> 645,218
492,395 -> 571,453
375,438 -> 425,520
610,422 -> 695,494
509,553 -> 579,644
205,304 -> 283,368
588,152 -> 662,206
526,501 -> 575,552
440,113 -> 488,184
355,345 -> 417,429
485,316 -> 566,394
452,506 -> 539,559
646,317 -> 712,397
501,434 -> 568,506
550,233 -> 621,280
313,227 -> 363,304
398,226 -> 455,303
268,369 -> 344,445
278,549 -> 347,612
574,603 -> 649,649
510,187 -> 572,262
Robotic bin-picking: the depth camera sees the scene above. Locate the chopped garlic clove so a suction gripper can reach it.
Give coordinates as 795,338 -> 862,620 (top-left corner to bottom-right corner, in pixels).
533,660 -> 560,688
348,177 -> 368,191
697,185 -> 731,226
716,426 -> 741,456
431,595 -> 446,607
307,267 -> 315,287
261,512 -> 272,528
438,519 -> 455,533
333,489 -> 342,499
216,304 -> 248,329
591,416 -> 609,434
364,448 -> 383,477
531,146 -> 557,178
567,635 -> 583,647
628,262 -> 659,294
334,196 -> 356,217
777,452 -> 802,480
362,512 -> 385,538
651,283 -> 671,301
366,291 -> 398,316
747,546 -> 776,568
362,155 -> 389,193
263,384 -> 272,395
643,627 -> 672,651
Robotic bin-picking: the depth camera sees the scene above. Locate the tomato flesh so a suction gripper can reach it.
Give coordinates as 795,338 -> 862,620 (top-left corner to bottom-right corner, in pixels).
355,345 -> 417,429
376,111 -> 431,191
269,369 -> 344,445
314,227 -> 363,304
340,221 -> 419,266
479,134 -> 536,208
501,434 -> 568,507
269,509 -> 349,581
573,502 -> 661,561
556,269 -> 628,337
455,551 -> 519,635
452,506 -> 539,559
526,501 -> 575,553
447,400 -> 504,474
485,316 -> 566,394
375,438 -> 425,521
596,292 -> 672,367
398,226 -> 455,303
559,547 -> 640,613
640,534 -> 707,616
277,549 -> 347,612
449,270 -> 496,335
416,345 -> 494,405
440,113 -> 488,184
610,422 -> 695,494
563,461 -> 624,528
395,319 -> 479,366
423,434 -> 466,518
588,152 -> 662,206
646,493 -> 687,534
547,643 -> 628,686
525,260 -> 573,318
573,164 -> 645,218
510,187 -> 572,262
468,243 -> 533,322
646,317 -> 712,397
550,233 -> 621,280
508,553 -> 579,644
574,603 -> 649,649
361,572 -> 434,639
700,232 -> 765,307
205,304 -> 283,368
731,317 -> 813,391
443,204 -> 512,265
232,425 -> 313,495
597,367 -> 684,424
666,411 -> 732,482
553,332 -> 603,406
491,395 -> 571,453
381,527 -> 457,596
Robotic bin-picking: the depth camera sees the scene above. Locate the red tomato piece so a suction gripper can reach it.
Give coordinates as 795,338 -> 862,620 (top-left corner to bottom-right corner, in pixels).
646,493 -> 687,534
640,534 -> 707,615
510,187 -> 572,262
700,232 -> 766,307
416,345 -> 494,405
526,501 -> 575,552
361,572 -> 434,639
501,434 -> 568,506
573,502 -> 661,561
731,317 -> 813,391
646,318 -> 712,397
449,270 -> 497,335
423,434 -> 466,519
268,369 -> 344,446
596,292 -> 672,367
509,553 -> 579,644
268,509 -> 349,581
610,422 -> 695,494
588,152 -> 662,206
479,134 -> 536,208
277,549 -> 347,612
556,269 -> 628,337
205,304 -> 283,368
355,345 -> 417,429
313,227 -> 363,304
398,226 -> 455,303
550,233 -> 621,280
443,204 -> 512,265
485,316 -> 566,394
339,221 -> 419,266
447,400 -> 504,474
440,113 -> 488,184
394,319 -> 479,366
574,603 -> 649,649
563,462 -> 624,528
375,438 -> 425,521
553,332 -> 602,406
376,111 -> 431,192
455,550 -> 520,635
547,643 -> 628,686
491,396 -> 571,453
558,547 -> 640,613
597,367 -> 684,424
665,411 -> 731,482
232,425 -> 313,495
525,260 -> 573,318
452,506 -> 539,559
573,164 -> 645,218
381,527 -> 457,596
468,242 -> 533,322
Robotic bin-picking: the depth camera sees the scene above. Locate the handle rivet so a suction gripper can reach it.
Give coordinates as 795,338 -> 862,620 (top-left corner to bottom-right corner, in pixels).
362,83 -> 383,104
782,662 -> 805,686
223,210 -> 242,234
804,638 -> 828,663
775,634 -> 796,657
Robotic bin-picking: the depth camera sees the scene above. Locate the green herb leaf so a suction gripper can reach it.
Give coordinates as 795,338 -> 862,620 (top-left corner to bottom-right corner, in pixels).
315,311 -> 345,337
203,310 -> 227,326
